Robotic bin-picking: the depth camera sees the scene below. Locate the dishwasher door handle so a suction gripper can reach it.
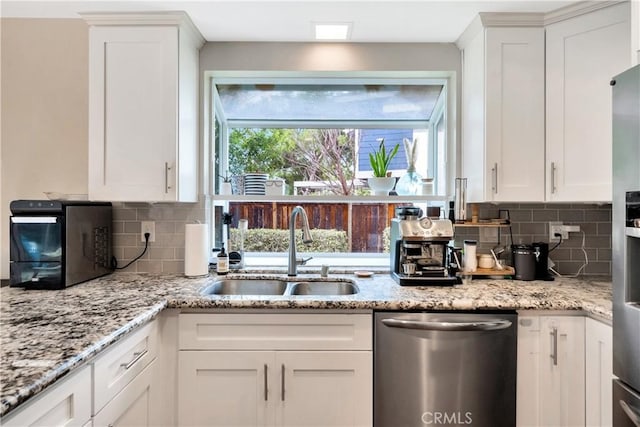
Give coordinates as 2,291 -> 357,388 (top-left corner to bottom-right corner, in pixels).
620,400 -> 640,427
381,318 -> 512,331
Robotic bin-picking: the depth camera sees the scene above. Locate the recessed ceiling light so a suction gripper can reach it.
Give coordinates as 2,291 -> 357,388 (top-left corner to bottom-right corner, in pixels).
314,23 -> 352,41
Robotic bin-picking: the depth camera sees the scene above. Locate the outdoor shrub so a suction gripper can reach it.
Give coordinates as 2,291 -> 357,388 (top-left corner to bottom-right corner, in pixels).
230,228 -> 348,252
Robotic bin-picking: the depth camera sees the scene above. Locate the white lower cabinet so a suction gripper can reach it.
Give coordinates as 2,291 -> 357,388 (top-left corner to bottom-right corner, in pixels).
539,316 -> 586,427
178,350 -> 371,427
517,314 -> 586,427
1,365 -> 92,427
585,318 -> 613,427
93,359 -> 157,427
177,313 -> 373,427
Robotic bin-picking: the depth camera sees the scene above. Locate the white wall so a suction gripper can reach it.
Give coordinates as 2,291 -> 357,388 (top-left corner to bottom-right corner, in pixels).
1,18 -> 89,280
200,42 -> 461,73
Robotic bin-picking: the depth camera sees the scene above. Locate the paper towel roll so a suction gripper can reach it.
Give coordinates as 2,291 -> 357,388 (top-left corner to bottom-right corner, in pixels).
185,224 -> 209,277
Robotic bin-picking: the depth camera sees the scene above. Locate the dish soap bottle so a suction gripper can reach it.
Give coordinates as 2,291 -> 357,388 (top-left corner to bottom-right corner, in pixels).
217,244 -> 229,275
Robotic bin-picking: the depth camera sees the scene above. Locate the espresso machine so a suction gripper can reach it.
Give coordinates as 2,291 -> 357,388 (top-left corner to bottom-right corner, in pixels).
390,207 -> 460,286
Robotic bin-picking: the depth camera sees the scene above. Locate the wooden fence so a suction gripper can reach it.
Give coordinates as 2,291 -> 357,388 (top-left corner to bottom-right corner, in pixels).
228,202 -> 408,252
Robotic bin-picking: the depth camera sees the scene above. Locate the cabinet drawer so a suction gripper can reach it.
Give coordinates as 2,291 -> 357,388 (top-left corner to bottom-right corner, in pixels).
93,359 -> 156,427
179,313 -> 372,351
94,320 -> 158,413
1,365 -> 91,427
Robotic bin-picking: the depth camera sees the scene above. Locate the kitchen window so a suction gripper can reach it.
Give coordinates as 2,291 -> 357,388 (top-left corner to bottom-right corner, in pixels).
209,74 -> 451,264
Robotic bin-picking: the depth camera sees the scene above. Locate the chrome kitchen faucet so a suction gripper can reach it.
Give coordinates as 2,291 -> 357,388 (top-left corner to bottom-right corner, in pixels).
288,206 -> 313,276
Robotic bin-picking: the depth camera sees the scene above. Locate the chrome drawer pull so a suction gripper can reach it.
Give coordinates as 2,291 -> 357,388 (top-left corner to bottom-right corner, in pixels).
120,350 -> 147,370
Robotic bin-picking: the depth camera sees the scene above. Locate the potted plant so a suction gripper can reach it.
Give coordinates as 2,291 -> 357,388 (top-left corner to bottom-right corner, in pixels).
368,139 -> 399,195
219,171 -> 233,195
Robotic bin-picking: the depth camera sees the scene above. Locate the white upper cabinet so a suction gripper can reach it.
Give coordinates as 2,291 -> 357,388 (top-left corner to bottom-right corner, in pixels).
458,18 -> 546,203
546,2 -> 631,202
459,4 -> 631,203
84,13 -> 204,202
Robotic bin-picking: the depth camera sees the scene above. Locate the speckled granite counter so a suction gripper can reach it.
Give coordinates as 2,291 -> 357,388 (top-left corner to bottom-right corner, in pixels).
0,272 -> 611,418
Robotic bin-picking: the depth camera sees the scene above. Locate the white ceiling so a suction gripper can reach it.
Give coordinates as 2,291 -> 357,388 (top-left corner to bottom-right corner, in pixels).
1,0 -> 584,42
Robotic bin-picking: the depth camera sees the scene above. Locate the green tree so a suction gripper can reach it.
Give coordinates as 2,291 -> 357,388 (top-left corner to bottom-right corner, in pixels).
287,129 -> 356,195
228,128 -> 302,193
228,128 -> 357,196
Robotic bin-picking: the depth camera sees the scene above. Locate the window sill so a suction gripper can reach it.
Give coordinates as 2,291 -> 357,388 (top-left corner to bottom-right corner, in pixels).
213,194 -> 448,203
211,253 -> 391,269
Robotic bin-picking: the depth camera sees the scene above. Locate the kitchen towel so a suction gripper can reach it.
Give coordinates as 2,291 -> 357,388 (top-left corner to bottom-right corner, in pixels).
185,223 -> 209,277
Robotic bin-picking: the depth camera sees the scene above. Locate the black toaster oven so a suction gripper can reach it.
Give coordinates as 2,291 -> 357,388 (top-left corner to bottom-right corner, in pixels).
9,200 -> 112,289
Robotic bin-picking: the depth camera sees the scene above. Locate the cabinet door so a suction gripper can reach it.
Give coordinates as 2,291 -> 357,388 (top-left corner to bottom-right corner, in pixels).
546,3 -> 631,202
539,316 -> 585,427
88,26 -> 178,202
585,318 -> 613,427
93,359 -> 158,427
1,365 -> 92,427
178,351 -> 273,426
275,351 -> 372,427
485,27 -> 545,202
517,316 -> 542,427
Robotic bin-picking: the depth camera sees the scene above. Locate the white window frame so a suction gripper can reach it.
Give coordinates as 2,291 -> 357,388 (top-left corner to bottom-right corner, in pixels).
204,71 -> 456,264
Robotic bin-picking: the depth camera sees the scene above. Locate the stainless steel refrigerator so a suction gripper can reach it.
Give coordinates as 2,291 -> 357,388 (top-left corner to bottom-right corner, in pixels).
612,64 -> 640,426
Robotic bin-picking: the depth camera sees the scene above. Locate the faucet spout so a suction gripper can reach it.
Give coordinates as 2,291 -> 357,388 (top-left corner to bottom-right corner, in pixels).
288,206 -> 313,276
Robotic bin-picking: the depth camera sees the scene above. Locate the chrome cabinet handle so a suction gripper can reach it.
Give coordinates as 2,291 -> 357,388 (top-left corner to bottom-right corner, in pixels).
550,327 -> 558,366
550,162 -> 557,194
263,364 -> 268,401
381,318 -> 512,331
492,163 -> 498,194
120,350 -> 147,370
164,162 -> 172,193
281,364 -> 285,401
620,400 -> 640,427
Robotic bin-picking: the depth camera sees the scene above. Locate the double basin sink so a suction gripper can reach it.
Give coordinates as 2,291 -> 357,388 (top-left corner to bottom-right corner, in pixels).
201,277 -> 359,296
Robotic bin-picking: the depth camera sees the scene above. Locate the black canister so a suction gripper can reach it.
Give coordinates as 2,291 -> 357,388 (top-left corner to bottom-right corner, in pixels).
511,244 -> 536,281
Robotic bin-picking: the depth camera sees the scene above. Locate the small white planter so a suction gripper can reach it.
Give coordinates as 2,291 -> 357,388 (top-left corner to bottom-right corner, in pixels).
219,182 -> 232,195
368,177 -> 396,196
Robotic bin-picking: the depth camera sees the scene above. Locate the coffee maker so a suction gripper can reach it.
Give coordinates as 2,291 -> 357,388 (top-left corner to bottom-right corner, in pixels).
390,207 -> 460,286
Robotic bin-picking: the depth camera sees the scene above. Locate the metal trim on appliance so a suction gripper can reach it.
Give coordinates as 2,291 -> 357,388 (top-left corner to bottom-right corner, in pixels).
10,216 -> 58,224
381,318 -> 512,331
625,227 -> 640,238
620,400 -> 640,427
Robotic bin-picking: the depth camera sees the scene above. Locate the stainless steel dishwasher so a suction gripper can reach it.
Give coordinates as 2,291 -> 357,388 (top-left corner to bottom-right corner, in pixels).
374,312 -> 517,427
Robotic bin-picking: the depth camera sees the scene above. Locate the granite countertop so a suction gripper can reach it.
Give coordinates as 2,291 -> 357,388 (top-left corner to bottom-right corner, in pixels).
0,271 -> 612,418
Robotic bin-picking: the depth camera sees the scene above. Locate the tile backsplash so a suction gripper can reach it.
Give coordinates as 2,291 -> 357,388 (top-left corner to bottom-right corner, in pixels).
453,203 -> 612,277
112,200 -> 612,277
111,201 -> 207,273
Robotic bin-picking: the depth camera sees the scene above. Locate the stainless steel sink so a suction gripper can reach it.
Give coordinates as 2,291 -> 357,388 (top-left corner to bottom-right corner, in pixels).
290,281 -> 359,296
201,279 -> 288,295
